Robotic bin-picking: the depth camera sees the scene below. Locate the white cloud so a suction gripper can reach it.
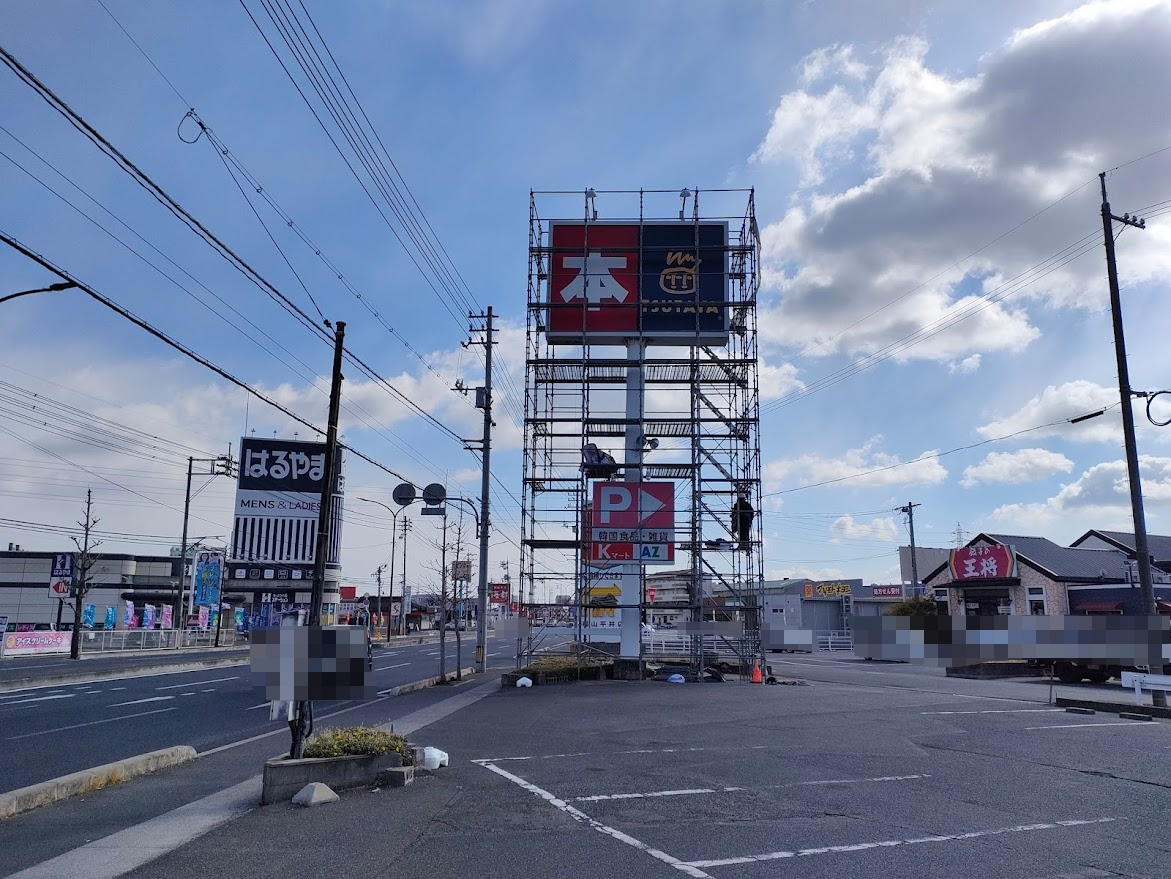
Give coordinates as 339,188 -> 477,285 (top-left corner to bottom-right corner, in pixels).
765,437 -> 948,490
831,514 -> 897,542
976,380 -> 1121,444
753,1 -> 1171,364
991,455 -> 1171,525
949,354 -> 981,375
759,359 -> 805,401
960,448 -> 1074,487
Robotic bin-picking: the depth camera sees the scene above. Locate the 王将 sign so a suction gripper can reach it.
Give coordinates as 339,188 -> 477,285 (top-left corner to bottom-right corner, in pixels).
949,545 -> 1017,581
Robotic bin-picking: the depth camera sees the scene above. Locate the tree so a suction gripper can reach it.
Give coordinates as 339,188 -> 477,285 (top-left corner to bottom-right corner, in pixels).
69,489 -> 102,659
883,595 -> 938,617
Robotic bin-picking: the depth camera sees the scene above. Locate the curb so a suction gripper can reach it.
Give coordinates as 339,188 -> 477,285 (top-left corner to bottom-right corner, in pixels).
385,667 -> 477,697
0,657 -> 248,694
0,745 -> 197,820
1056,696 -> 1171,719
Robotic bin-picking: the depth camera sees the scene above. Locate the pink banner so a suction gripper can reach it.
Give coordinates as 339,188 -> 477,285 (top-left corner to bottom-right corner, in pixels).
161,606 -> 173,629
2,631 -> 72,656
198,606 -> 210,630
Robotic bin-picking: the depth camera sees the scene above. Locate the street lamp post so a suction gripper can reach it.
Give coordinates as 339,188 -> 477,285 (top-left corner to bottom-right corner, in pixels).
358,497 -> 403,642
0,281 -> 78,306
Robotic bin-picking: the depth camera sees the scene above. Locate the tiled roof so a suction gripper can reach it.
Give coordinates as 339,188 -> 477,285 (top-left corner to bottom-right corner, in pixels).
1075,530 -> 1171,561
981,534 -> 1129,581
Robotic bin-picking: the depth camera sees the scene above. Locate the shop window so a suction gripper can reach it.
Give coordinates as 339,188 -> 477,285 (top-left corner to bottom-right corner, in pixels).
1027,587 -> 1046,616
933,588 -> 949,615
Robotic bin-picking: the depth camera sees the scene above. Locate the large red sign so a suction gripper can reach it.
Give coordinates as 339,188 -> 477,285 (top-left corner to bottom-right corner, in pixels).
949,545 -> 1017,581
549,224 -> 638,337
489,583 -> 509,605
591,481 -> 674,530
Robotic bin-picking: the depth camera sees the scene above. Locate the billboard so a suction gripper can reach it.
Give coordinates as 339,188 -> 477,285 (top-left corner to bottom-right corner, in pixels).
230,437 -> 345,569
48,552 -> 74,599
547,222 -> 729,345
489,583 -> 509,605
949,545 -> 1017,581
589,481 -> 675,565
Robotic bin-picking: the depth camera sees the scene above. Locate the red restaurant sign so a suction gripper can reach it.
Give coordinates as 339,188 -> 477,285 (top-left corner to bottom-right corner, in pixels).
949,545 -> 1017,581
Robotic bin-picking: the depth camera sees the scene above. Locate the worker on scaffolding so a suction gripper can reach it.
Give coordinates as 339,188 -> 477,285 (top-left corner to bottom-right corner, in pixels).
731,492 -> 755,552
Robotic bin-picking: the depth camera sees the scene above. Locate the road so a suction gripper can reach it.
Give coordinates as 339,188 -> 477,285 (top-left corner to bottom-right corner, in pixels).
0,632 -> 544,794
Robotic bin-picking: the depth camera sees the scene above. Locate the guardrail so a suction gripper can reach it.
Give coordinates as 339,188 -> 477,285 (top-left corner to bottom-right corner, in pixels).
77,629 -> 244,652
818,631 -> 854,652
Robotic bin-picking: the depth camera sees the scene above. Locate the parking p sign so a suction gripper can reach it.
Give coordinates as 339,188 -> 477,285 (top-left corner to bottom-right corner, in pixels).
48,553 -> 74,599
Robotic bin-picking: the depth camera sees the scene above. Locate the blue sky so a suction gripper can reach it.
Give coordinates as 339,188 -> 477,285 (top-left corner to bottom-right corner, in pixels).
1,0 -> 1170,598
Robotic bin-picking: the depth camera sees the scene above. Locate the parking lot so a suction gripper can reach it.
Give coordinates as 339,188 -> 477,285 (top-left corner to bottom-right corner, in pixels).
105,657 -> 1171,879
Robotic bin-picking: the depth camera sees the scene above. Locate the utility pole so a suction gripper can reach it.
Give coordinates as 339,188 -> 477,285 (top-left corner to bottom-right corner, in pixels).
179,455 -> 234,627
400,516 -> 411,635
452,513 -> 465,681
291,320 -> 346,760
438,512 -> 448,682
69,489 -> 101,660
1099,173 -> 1165,705
900,502 -> 921,599
465,307 -> 495,674
374,564 -> 385,641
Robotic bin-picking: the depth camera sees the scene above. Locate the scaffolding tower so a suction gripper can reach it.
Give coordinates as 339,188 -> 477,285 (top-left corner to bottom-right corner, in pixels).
521,188 -> 763,679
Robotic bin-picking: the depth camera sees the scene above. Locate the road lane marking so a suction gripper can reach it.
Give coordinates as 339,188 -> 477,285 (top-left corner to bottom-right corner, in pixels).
1025,721 -> 1161,730
6,707 -> 179,740
109,687 -> 127,691
922,709 -> 1064,715
478,761 -> 712,878
246,702 -> 270,710
201,688 -> 217,693
790,774 -> 931,786
375,662 -> 411,671
109,696 -> 175,707
575,787 -> 743,802
680,818 -> 1117,868
0,693 -> 76,706
180,692 -> 196,696
156,676 -> 239,691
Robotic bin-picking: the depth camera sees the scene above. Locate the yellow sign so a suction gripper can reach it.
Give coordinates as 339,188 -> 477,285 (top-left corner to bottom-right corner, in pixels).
815,583 -> 851,596
585,584 -> 621,618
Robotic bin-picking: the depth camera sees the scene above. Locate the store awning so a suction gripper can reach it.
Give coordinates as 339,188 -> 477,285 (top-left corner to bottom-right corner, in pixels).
1074,600 -> 1124,614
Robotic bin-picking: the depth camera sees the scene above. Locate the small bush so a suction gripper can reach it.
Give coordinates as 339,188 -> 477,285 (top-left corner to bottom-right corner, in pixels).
303,726 -> 412,764
883,596 -> 938,616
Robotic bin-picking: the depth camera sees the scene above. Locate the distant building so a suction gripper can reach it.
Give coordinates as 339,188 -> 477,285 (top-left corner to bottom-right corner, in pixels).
898,546 -> 951,588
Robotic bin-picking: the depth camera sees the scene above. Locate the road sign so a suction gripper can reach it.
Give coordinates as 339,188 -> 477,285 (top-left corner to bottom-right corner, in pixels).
392,482 -> 416,506
592,481 -> 674,529
47,552 -> 74,599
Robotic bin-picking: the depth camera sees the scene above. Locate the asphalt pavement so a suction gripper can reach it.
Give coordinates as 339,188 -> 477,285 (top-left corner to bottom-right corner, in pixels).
4,650 -> 1161,879
0,632 -> 530,793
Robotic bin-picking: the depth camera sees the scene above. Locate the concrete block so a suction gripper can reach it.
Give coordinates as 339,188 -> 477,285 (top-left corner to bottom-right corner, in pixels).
292,783 -> 339,806
1119,712 -> 1154,721
1065,707 -> 1096,715
377,766 -> 414,787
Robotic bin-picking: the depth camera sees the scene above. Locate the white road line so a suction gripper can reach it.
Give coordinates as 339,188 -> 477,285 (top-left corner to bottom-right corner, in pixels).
109,695 -> 175,707
201,688 -> 216,693
180,692 -> 195,696
921,709 -> 1065,715
156,675 -> 239,691
575,787 -> 743,803
473,745 -> 751,763
478,761 -> 712,878
109,687 -> 127,691
1025,721 -> 1161,730
6,707 -> 179,740
681,818 -> 1116,868
0,693 -> 76,706
245,702 -> 270,711
376,662 -> 411,671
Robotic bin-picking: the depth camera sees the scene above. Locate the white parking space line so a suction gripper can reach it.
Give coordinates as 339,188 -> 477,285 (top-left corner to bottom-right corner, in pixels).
6,707 -> 179,740
681,818 -> 1116,869
473,745 -> 774,763
922,709 -> 1065,715
790,773 -> 930,786
0,693 -> 76,706
1025,721 -> 1161,730
109,695 -> 175,707
478,761 -> 712,878
156,676 -> 239,691
246,702 -> 270,711
575,787 -> 743,802
375,662 -> 411,671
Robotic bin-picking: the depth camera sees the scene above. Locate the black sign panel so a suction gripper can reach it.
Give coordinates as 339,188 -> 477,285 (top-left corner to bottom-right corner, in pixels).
237,438 -> 343,494
638,222 -> 728,340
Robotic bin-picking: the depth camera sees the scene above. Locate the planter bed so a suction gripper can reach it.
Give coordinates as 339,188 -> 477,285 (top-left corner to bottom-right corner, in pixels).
262,750 -> 403,805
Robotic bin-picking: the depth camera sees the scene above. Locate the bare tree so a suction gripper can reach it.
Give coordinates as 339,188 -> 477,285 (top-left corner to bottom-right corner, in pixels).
69,489 -> 102,660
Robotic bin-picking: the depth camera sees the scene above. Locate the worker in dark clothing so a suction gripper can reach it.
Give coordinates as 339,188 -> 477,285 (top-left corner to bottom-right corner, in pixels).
731,493 -> 755,551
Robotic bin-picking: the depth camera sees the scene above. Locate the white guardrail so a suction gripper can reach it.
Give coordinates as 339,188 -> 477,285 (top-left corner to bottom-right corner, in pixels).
77,628 -> 244,652
1120,671 -> 1171,705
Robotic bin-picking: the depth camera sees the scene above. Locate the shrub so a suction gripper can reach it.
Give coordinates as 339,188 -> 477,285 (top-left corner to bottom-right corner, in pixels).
303,726 -> 413,764
883,596 -> 939,616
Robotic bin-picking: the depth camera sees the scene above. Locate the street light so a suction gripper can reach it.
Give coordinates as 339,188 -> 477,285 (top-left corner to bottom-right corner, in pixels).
0,281 -> 78,306
358,497 -> 406,640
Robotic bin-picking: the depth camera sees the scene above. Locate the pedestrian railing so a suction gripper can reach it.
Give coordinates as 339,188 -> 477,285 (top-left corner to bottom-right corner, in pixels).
77,628 -> 244,652
818,631 -> 854,651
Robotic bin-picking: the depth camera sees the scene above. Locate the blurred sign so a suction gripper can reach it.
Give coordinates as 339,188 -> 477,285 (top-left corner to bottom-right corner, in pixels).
489,583 -> 509,605
872,586 -> 904,598
2,631 -> 72,656
194,552 -> 223,606
452,559 -> 472,582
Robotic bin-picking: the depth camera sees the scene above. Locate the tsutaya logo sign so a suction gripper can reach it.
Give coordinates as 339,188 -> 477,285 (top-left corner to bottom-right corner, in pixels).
949,545 -> 1017,581
547,221 -> 729,344
589,481 -> 675,565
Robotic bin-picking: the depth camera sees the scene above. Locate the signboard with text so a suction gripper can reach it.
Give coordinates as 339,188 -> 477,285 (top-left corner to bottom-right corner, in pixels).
949,545 -> 1017,582
589,481 -> 675,564
48,552 -> 74,599
489,583 -> 509,605
872,586 -> 904,598
2,631 -> 72,656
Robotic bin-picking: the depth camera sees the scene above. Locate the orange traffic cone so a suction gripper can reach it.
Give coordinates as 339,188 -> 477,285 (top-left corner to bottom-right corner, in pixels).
751,659 -> 762,684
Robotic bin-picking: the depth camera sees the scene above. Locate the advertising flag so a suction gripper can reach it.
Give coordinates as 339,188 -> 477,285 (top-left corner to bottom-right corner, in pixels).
125,601 -> 135,628
161,605 -> 173,629
104,606 -> 115,630
83,604 -> 96,628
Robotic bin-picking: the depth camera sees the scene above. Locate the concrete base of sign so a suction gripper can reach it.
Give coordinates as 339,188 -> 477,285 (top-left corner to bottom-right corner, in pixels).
611,658 -> 643,681
262,751 -> 402,805
291,782 -> 339,807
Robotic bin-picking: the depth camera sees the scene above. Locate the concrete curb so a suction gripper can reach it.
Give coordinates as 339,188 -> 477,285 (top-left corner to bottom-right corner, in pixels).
0,745 -> 197,820
0,657 -> 248,694
385,667 -> 477,696
1056,696 -> 1171,719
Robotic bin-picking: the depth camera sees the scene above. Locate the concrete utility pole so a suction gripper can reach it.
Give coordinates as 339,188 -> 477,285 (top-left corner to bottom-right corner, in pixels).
400,516 -> 411,635
291,320 -> 346,759
466,307 -> 495,674
374,564 -> 385,639
1099,173 -> 1165,705
900,502 -> 921,599
438,512 -> 448,682
180,455 -> 234,626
